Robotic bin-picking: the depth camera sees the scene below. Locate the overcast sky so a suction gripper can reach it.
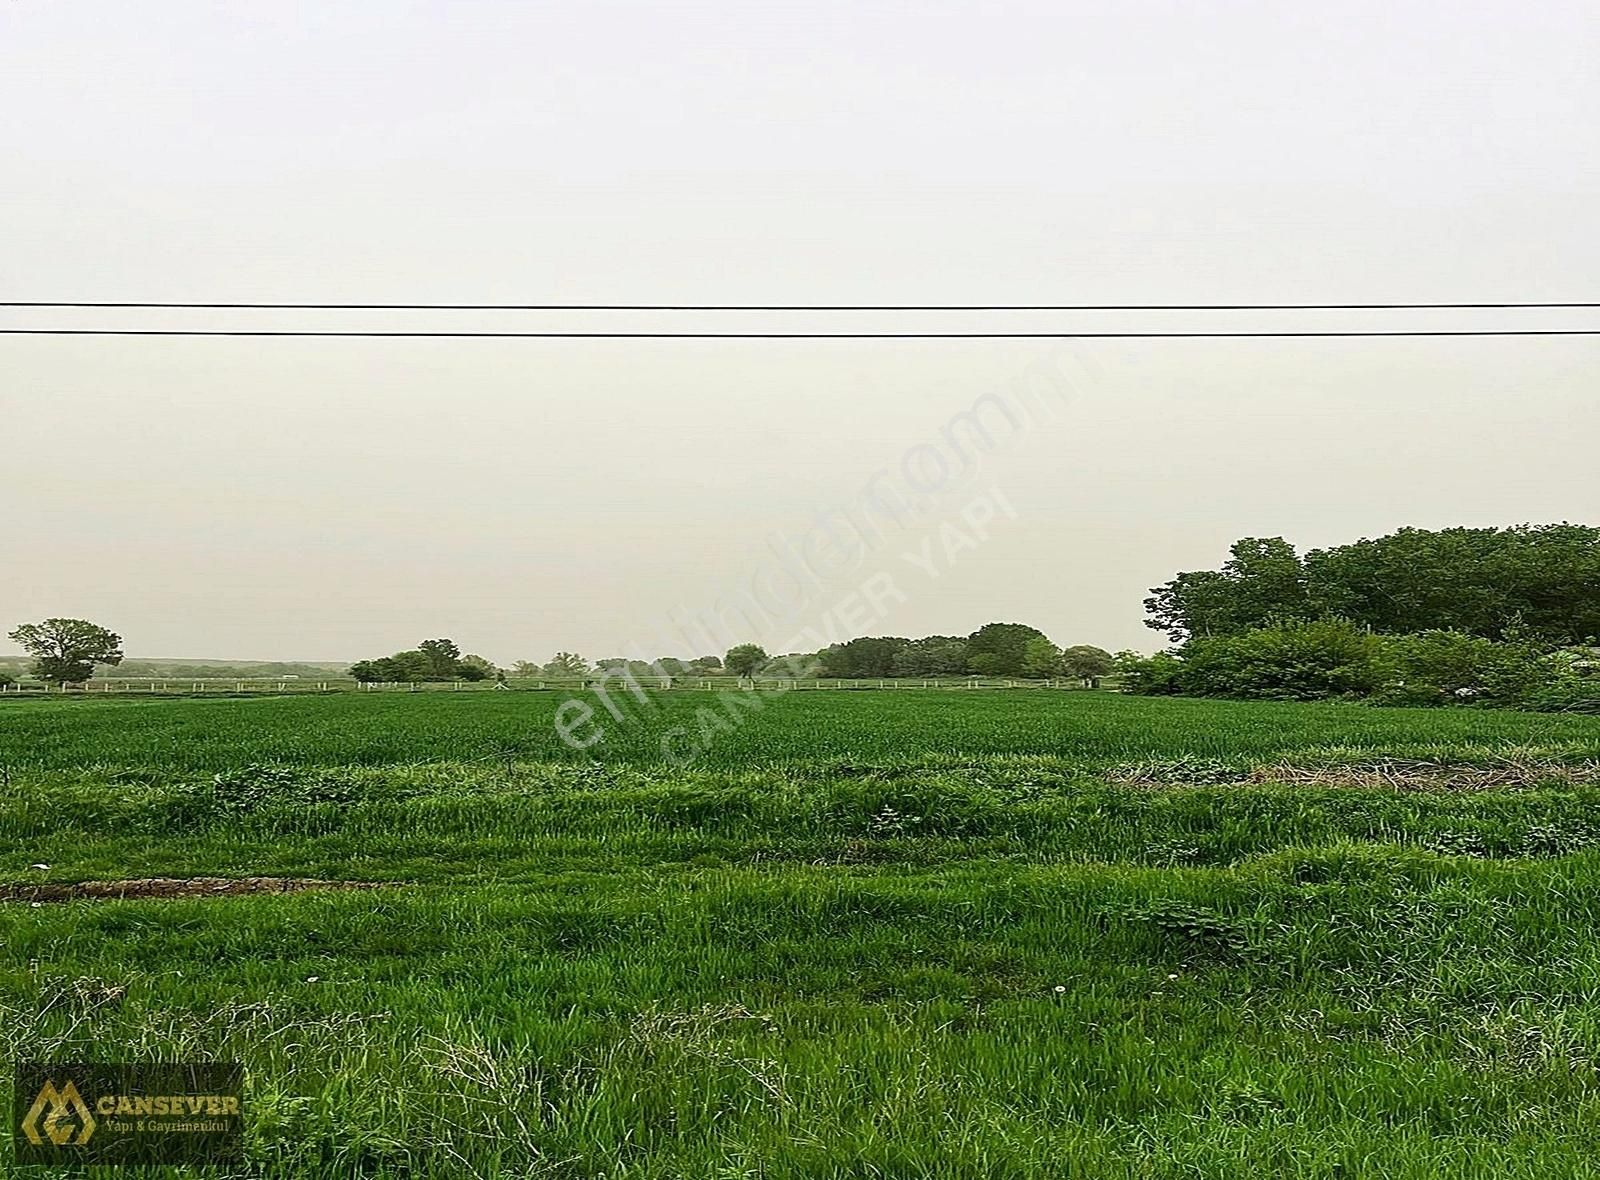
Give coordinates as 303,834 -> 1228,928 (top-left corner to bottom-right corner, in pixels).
2,1 -> 1596,663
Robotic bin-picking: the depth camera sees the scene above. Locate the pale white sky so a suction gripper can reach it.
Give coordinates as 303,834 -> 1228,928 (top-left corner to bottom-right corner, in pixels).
2,1 -> 1596,662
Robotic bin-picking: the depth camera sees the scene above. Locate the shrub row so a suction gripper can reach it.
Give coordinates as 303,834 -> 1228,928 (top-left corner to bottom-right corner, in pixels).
1119,620 -> 1599,709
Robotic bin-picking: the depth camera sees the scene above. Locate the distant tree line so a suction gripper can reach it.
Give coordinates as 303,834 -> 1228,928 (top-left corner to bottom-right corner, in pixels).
35,520 -> 1590,711
500,654 -> 725,680
1125,524 -> 1600,710
349,638 -> 499,683
807,624 -> 1113,682
610,626 -> 1107,682
501,625 -> 1114,685
106,660 -> 348,680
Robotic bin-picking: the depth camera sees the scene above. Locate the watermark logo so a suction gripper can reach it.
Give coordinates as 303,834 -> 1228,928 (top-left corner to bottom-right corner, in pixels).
20,1079 -> 95,1148
13,1063 -> 243,1166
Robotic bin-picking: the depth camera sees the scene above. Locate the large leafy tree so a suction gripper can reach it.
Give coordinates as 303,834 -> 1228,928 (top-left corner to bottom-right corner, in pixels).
349,658 -> 391,683
543,652 -> 591,678
1062,644 -> 1116,683
724,643 -> 768,678
418,638 -> 464,679
1143,569 -> 1234,643
965,622 -> 1048,676
1145,537 -> 1311,642
350,651 -> 432,682
8,618 -> 124,683
350,638 -> 479,682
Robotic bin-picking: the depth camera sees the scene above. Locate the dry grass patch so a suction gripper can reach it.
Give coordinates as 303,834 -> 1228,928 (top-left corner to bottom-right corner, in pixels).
1,877 -> 384,903
1251,757 -> 1600,792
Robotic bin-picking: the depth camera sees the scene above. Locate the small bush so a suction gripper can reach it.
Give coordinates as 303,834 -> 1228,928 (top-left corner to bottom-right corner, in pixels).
1378,630 -> 1550,706
157,765 -> 386,829
1123,901 -> 1256,962
1114,651 -> 1186,695
1123,619 -> 1385,701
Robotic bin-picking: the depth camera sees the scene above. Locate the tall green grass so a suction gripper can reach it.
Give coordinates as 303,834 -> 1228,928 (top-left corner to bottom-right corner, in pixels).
1,692 -> 1598,1177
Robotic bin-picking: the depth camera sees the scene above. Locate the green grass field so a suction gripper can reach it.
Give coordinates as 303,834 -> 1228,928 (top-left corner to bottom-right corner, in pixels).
3,690 -> 1600,1177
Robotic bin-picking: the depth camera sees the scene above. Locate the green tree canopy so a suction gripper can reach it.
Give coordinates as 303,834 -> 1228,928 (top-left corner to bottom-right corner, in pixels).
418,638 -> 464,679
818,636 -> 909,678
965,623 -> 1048,677
7,618 -> 124,683
890,636 -> 969,677
543,652 -> 591,678
1145,537 -> 1312,641
724,644 -> 768,678
1146,525 -> 1600,644
457,654 -> 497,681
1021,636 -> 1063,678
349,639 -> 480,682
1062,644 -> 1115,682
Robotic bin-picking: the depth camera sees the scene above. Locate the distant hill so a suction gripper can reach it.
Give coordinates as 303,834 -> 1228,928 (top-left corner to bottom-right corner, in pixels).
0,657 -> 352,680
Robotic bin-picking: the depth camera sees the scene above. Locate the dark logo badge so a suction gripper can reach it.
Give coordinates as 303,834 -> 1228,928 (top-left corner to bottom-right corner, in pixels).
14,1063 -> 243,1166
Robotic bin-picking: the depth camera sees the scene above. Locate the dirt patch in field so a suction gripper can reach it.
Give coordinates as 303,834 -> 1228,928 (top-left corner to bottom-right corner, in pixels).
2,877 -> 385,904
1110,756 -> 1600,792
1251,758 -> 1600,792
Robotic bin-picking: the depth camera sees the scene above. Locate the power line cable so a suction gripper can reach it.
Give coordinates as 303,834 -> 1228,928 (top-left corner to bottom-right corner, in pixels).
2,301 -> 1597,311
1,328 -> 1597,339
